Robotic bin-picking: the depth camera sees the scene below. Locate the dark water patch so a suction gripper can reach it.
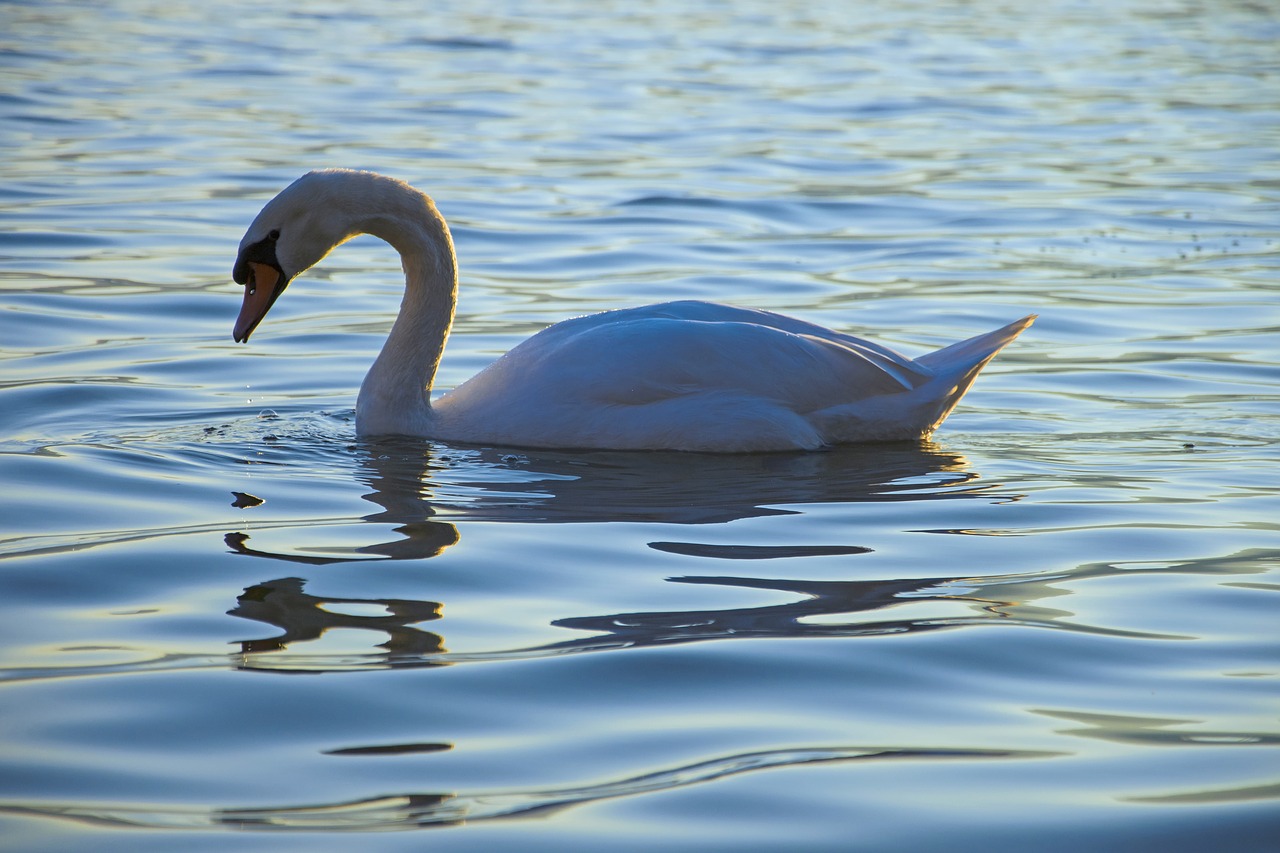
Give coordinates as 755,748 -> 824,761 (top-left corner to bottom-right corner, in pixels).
1035,709 -> 1280,748
1127,781 -> 1280,805
649,542 -> 873,560
0,231 -> 115,250
324,742 -> 453,757
404,36 -> 516,51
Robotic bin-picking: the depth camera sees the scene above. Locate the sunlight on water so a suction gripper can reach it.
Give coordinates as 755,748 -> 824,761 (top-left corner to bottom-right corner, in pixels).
1,0 -> 1278,851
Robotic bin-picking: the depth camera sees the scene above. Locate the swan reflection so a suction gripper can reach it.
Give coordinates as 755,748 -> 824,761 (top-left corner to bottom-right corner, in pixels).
226,558 -> 1181,673
228,577 -> 445,660
224,524 -> 458,565
224,439 -> 1002,565
219,441 -> 1196,673
359,438 -> 1001,525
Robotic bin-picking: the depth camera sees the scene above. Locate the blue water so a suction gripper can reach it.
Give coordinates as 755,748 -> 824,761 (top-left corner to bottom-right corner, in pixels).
2,1 -> 1279,850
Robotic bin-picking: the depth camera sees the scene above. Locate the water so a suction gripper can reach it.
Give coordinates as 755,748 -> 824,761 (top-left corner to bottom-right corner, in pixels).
2,0 -> 1278,850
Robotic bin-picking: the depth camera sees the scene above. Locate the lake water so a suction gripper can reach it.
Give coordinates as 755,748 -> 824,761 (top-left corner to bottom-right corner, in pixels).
2,1 -> 1278,850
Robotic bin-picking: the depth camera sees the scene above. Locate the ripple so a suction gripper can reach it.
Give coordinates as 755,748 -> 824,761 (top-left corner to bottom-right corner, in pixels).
0,744 -> 1056,832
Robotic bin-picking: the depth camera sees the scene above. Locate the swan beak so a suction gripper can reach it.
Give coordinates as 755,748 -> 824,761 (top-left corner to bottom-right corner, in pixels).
233,262 -> 287,343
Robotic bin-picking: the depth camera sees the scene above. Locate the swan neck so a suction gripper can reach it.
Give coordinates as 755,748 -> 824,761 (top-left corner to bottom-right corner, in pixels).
355,188 -> 457,435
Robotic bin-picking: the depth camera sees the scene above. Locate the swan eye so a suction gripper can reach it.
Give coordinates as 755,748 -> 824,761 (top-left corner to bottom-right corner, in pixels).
268,229 -> 280,241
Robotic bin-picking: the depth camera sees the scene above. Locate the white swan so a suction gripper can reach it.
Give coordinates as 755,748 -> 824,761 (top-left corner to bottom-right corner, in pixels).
233,169 -> 1034,452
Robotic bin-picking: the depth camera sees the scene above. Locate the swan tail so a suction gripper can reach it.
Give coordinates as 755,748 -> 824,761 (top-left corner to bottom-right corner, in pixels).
915,314 -> 1036,432
917,315 -> 1037,373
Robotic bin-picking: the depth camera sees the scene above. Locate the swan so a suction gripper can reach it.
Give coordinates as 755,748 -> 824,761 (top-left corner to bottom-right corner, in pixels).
233,169 -> 1034,452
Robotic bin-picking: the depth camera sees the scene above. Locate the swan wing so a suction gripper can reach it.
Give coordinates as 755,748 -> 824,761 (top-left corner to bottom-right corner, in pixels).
451,302 -> 929,407
539,299 -> 929,390
432,301 -> 937,449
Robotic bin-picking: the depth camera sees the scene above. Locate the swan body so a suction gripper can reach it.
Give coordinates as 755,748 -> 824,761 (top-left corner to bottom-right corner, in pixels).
233,169 -> 1034,452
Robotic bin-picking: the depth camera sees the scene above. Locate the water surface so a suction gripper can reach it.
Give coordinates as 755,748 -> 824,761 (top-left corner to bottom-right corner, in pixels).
2,1 -> 1278,850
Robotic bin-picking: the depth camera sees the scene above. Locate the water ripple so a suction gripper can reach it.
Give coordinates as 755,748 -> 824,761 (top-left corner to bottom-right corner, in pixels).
6,552 -> 1259,683
0,744 -> 1055,832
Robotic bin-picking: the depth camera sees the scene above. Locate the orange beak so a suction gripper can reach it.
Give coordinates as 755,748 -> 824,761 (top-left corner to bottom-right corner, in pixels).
234,262 -> 284,343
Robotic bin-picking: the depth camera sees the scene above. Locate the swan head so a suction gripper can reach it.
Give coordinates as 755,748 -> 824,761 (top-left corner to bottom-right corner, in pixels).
232,170 -> 367,342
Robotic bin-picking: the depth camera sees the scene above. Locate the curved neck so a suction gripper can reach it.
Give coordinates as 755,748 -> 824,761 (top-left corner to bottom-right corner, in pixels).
354,189 -> 457,435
